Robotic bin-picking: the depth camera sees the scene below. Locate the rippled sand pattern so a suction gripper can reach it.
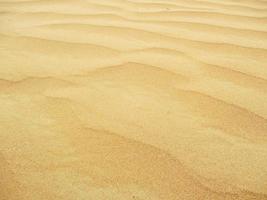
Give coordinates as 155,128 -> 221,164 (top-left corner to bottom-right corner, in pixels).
1,0 -> 267,199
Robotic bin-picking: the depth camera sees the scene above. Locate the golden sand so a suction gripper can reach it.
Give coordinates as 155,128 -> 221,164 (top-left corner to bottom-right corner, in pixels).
1,0 -> 267,199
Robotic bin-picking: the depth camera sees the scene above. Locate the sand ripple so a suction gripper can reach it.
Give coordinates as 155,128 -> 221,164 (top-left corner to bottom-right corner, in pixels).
0,0 -> 267,199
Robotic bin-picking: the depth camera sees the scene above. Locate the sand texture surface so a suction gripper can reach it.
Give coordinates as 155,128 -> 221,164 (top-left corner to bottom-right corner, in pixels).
1,0 -> 267,199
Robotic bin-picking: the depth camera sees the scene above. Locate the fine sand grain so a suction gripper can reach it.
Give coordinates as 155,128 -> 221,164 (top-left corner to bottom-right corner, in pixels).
0,0 -> 267,199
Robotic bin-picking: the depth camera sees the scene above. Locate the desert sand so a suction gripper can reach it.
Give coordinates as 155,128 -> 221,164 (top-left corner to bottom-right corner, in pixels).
1,0 -> 267,199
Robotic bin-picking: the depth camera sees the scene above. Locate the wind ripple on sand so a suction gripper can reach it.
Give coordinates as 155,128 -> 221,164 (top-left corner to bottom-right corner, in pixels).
0,0 -> 267,200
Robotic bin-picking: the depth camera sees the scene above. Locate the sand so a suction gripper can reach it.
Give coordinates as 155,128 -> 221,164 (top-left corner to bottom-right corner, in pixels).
0,0 -> 267,199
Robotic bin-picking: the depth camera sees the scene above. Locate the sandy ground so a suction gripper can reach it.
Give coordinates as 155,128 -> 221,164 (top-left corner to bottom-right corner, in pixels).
1,0 -> 267,199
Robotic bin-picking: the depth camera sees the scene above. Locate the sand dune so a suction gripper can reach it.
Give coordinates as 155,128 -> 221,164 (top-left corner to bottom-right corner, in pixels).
1,0 -> 267,199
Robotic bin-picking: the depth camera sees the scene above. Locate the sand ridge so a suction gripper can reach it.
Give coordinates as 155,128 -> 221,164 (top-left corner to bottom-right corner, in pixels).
0,0 -> 267,199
